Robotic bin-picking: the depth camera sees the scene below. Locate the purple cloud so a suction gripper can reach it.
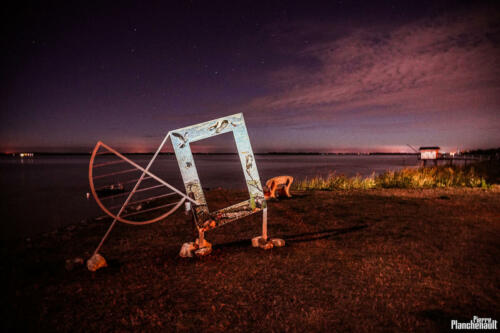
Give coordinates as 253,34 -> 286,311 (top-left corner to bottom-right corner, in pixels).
242,7 -> 500,149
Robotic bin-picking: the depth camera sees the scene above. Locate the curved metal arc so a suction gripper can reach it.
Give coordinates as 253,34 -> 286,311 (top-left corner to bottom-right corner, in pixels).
120,199 -> 185,219
88,139 -> 190,225
121,198 -> 186,225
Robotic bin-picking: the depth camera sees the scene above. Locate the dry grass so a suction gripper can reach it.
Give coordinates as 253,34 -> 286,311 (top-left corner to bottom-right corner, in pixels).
1,187 -> 499,332
293,161 -> 498,191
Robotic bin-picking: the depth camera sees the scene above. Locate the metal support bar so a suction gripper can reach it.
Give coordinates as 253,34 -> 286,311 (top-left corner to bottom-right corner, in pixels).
120,201 -> 180,218
99,184 -> 165,201
93,168 -> 139,180
198,229 -> 205,245
94,176 -> 152,191
93,160 -> 127,168
107,191 -> 178,210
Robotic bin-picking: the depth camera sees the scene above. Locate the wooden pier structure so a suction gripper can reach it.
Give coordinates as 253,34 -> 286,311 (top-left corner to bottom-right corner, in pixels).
419,155 -> 480,167
417,146 -> 480,167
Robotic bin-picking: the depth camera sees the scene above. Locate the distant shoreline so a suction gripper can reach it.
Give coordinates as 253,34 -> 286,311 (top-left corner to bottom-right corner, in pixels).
3,147 -> 499,156
1,152 -> 421,156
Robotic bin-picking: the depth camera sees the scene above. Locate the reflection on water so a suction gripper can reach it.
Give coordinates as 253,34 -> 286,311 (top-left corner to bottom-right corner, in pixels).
0,154 -> 418,240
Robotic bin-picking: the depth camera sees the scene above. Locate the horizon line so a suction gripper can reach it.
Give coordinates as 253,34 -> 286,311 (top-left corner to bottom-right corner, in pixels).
3,148 -> 498,156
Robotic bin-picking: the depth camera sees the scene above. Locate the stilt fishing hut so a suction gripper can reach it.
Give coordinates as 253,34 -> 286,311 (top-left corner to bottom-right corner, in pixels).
419,146 -> 440,166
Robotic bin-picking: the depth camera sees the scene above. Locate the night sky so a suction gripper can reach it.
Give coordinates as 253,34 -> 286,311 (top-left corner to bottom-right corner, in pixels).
2,1 -> 499,153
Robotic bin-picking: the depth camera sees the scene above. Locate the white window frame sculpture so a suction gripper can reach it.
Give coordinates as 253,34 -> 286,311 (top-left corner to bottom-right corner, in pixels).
171,113 -> 266,231
87,113 -> 283,270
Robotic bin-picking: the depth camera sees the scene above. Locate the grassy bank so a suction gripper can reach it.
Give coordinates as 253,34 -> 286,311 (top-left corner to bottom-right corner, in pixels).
2,187 -> 499,332
294,161 -> 499,191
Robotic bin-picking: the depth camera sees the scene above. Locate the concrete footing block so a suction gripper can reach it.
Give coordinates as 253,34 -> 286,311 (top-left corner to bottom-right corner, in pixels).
195,246 -> 212,256
179,242 -> 197,258
260,241 -> 274,250
180,239 -> 213,258
87,253 -> 107,272
271,238 -> 285,247
195,238 -> 212,256
252,236 -> 285,250
251,236 -> 262,247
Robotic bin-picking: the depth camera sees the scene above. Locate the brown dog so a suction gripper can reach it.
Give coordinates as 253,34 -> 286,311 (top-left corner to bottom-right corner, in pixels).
264,176 -> 293,200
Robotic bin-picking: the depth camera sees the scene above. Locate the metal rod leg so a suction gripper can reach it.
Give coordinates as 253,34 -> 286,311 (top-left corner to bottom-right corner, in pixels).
262,208 -> 268,240
93,218 -> 118,257
198,229 -> 205,245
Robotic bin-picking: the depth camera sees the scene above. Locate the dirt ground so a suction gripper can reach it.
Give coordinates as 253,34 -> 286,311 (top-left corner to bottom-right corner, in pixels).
2,187 -> 499,332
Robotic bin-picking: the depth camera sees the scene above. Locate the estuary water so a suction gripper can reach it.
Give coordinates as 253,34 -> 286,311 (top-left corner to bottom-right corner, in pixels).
0,154 -> 418,240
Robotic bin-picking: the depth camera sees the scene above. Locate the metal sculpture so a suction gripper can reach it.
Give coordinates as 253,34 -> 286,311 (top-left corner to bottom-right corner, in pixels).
87,113 -> 283,271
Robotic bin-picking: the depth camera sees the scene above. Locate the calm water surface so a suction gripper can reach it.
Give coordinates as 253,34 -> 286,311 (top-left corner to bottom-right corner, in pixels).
0,154 -> 418,240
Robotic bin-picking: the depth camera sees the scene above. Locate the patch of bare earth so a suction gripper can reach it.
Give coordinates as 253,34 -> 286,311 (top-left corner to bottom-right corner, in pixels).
2,187 -> 499,331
